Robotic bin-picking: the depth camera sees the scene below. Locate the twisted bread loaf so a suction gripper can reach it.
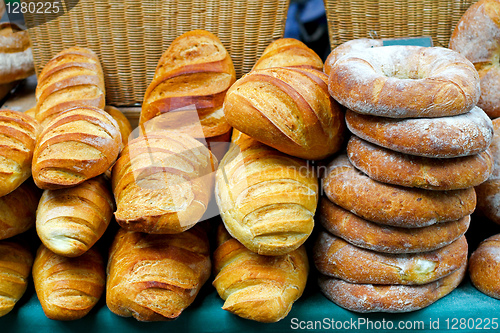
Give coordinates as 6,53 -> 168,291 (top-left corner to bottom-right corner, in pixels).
0,109 -> 39,197
33,245 -> 105,320
35,47 -> 105,127
215,130 -> 317,255
213,224 -> 308,323
36,176 -> 114,257
0,240 -> 33,317
141,30 -> 235,140
106,226 -> 211,321
32,106 -> 121,190
224,67 -> 345,160
0,23 -> 34,84
112,132 -> 215,234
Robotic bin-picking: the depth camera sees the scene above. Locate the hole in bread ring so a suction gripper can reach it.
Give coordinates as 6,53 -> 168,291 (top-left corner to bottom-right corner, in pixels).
328,46 -> 480,118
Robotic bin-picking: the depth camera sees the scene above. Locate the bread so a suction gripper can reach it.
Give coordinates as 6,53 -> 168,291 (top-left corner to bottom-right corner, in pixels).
319,198 -> 470,254
346,107 -> 493,158
106,226 -> 211,321
0,240 -> 33,317
213,223 -> 308,323
140,30 -> 235,140
36,176 -> 114,257
252,38 -> 323,71
205,128 -> 232,162
104,105 -> 132,149
32,245 -> 105,320
24,107 -> 36,119
476,118 -> 500,224
215,130 -> 317,255
0,109 -> 39,197
319,263 -> 466,313
35,47 -> 105,127
328,45 -> 480,118
314,231 -> 467,285
112,131 -> 215,234
347,135 -> 493,190
322,154 -> 476,227
324,38 -> 383,75
469,234 -> 500,299
449,0 -> 500,118
0,179 -> 41,240
32,106 -> 121,190
0,23 -> 34,84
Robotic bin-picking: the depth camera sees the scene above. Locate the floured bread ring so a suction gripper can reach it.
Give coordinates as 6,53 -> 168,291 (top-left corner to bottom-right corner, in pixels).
328,45 -> 480,118
469,234 -> 500,299
318,263 -> 466,313
324,38 -> 382,76
347,135 -> 493,190
314,232 -> 467,285
449,0 -> 500,118
322,155 -> 476,227
319,198 -> 470,254
346,107 -> 493,158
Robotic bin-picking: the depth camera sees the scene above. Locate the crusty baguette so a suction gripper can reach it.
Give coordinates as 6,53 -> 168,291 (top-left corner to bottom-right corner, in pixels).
0,109 -> 39,197
141,30 -> 235,139
0,179 -> 41,240
215,130 -> 317,255
112,131 -> 215,234
36,176 -> 114,257
0,240 -> 33,317
35,47 -> 105,127
32,106 -> 121,190
106,226 -> 211,321
0,23 -> 35,84
213,223 -> 308,323
33,245 -> 105,320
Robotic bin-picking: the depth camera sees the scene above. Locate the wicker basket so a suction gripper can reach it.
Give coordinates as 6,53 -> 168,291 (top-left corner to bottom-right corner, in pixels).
324,0 -> 476,49
24,0 -> 290,106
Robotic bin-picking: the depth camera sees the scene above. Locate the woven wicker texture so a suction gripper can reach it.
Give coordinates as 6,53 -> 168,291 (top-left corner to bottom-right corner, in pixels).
24,0 -> 289,106
324,0 -> 476,48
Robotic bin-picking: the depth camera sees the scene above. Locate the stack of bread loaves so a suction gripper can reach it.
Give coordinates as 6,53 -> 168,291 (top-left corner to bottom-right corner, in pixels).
212,38 -> 344,322
314,39 -> 494,313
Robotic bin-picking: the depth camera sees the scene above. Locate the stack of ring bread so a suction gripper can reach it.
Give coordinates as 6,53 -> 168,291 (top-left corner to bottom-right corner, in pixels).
315,39 -> 494,313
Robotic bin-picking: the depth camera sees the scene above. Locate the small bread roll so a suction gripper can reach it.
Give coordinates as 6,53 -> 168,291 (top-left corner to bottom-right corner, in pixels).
104,105 -> 132,149
106,226 -> 211,321
0,23 -> 35,84
469,234 -> 500,299
213,224 -> 308,323
33,245 -> 105,320
0,240 -> 33,317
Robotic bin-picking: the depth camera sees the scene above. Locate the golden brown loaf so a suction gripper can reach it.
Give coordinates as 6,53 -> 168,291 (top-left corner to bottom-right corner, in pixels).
469,234 -> 500,299
346,107 -> 493,158
213,224 -> 308,323
215,130 -> 317,255
140,29 -> 235,139
33,245 -> 105,320
314,231 -> 468,285
24,107 -> 36,119
347,136 -> 493,190
36,176 -> 114,257
328,45 -> 480,118
449,0 -> 500,118
106,226 -> 211,321
0,179 -> 41,240
35,47 -> 105,127
224,67 -> 345,160
104,105 -> 132,149
112,131 -> 215,234
0,23 -> 35,84
324,38 -> 383,76
0,109 -> 39,197
322,154 -> 476,227
32,106 -> 121,190
0,240 -> 33,317
319,263 -> 466,313
319,198 -> 470,254
252,38 -> 323,71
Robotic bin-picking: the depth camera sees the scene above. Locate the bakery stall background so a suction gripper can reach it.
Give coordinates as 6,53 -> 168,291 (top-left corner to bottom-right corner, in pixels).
1,0 -> 500,332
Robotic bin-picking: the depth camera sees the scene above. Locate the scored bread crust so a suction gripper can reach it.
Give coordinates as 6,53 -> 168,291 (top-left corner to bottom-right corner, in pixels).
322,154 -> 476,227
469,234 -> 500,299
319,198 -> 470,254
347,135 -> 493,190
319,263 -> 466,313
324,38 -> 383,76
314,231 -> 468,285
